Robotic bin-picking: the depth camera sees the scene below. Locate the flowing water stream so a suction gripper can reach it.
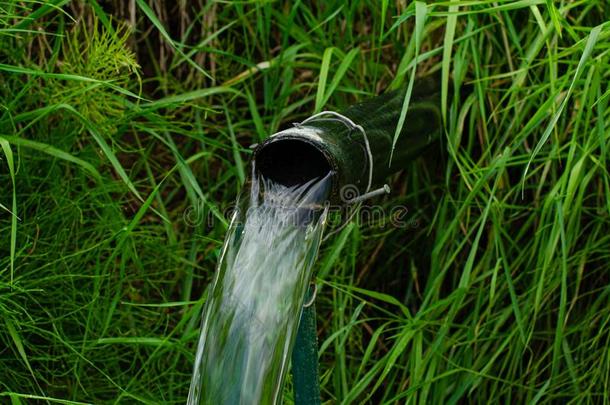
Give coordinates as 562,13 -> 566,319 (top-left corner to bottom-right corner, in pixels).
187,169 -> 332,404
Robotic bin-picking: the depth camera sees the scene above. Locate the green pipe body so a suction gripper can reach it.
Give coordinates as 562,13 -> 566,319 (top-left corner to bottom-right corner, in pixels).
254,78 -> 442,203
291,287 -> 321,405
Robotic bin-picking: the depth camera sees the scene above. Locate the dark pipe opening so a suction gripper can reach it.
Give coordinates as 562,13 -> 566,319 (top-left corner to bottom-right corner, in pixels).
255,139 -> 332,187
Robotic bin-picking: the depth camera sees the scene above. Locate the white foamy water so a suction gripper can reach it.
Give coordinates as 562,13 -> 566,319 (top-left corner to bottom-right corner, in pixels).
187,170 -> 332,404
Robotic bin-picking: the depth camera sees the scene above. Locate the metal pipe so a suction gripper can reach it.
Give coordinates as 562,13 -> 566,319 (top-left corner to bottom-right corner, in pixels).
253,77 -> 442,203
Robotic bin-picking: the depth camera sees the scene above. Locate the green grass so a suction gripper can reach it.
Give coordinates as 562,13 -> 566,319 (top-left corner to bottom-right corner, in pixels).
1,1 -> 609,403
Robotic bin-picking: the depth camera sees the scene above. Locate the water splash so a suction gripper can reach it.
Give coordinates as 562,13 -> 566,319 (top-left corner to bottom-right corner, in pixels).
188,170 -> 332,404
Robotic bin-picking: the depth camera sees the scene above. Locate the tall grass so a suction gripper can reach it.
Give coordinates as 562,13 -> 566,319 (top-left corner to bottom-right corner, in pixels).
1,1 -> 609,403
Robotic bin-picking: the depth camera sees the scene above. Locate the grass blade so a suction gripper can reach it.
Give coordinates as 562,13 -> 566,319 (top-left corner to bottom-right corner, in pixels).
0,135 -> 101,180
0,138 -> 17,284
523,25 -> 601,194
315,47 -> 334,113
389,1 -> 428,164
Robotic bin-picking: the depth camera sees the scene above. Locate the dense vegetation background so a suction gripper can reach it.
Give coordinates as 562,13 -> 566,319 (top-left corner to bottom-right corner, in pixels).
1,1 -> 609,403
